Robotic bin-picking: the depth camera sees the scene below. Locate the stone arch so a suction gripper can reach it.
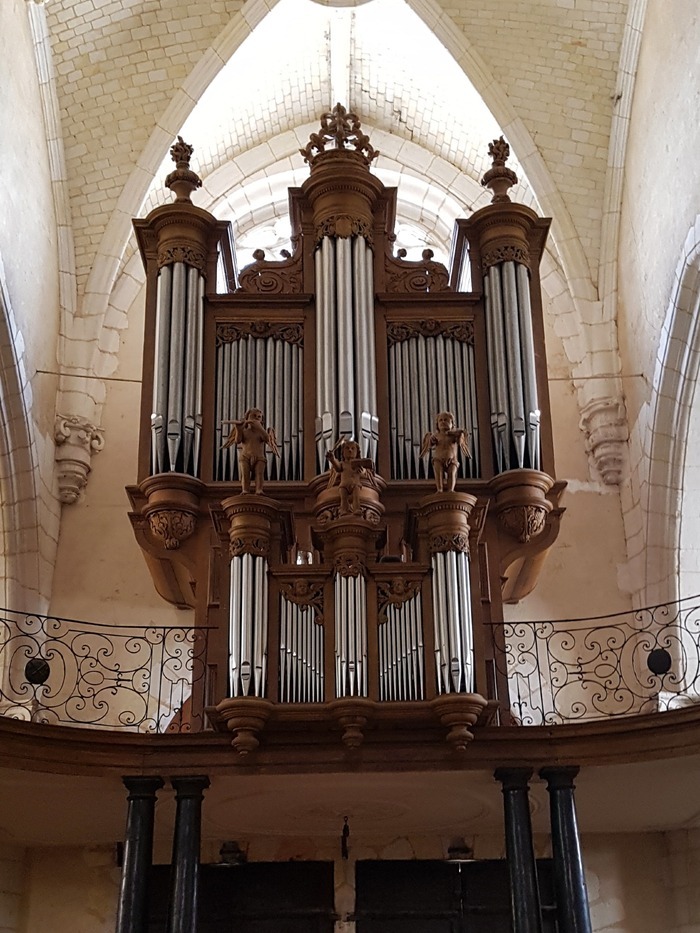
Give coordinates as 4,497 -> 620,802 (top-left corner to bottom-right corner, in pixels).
641,216 -> 700,604
81,0 -> 591,398
0,254 -> 43,611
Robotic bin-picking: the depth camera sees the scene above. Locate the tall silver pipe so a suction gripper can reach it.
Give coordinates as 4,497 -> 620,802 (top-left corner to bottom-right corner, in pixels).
240,553 -> 253,695
457,551 -> 474,692
486,266 -> 509,470
417,337 -> 429,478
517,262 -> 541,469
401,339 -> 412,475
152,265 -> 172,474
336,237 -> 354,439
359,575 -> 368,696
166,262 -> 186,471
446,550 -> 462,691
182,267 -> 199,473
230,557 -> 242,697
193,274 -> 204,472
463,341 -> 480,477
502,261 -> 526,467
408,337 -> 421,476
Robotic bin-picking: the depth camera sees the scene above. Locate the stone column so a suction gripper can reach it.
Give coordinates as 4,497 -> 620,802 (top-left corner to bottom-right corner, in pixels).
115,776 -> 164,933
540,767 -> 592,933
494,768 -> 543,933
167,776 -> 210,933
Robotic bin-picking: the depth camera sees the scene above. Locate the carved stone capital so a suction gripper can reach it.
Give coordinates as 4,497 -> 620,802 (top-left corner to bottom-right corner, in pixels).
579,396 -> 628,485
54,414 -> 105,504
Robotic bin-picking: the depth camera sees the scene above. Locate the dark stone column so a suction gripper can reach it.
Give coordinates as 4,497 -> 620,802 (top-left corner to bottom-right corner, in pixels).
494,768 -> 543,933
540,767 -> 592,933
167,775 -> 210,933
115,775 -> 164,933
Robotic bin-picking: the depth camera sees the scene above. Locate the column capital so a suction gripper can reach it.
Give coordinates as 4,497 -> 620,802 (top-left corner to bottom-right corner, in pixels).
122,775 -> 165,798
170,775 -> 210,797
494,767 -> 534,790
539,766 -> 580,790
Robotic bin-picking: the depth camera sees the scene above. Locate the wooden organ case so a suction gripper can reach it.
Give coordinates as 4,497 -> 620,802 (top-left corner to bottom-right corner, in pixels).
128,109 -> 565,755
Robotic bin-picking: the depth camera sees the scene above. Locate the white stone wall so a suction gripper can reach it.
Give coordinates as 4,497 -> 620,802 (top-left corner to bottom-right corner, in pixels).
617,0 -> 700,603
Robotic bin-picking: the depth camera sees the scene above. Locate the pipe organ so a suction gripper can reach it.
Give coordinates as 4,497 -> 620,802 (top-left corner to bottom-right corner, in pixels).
128,106 -> 565,752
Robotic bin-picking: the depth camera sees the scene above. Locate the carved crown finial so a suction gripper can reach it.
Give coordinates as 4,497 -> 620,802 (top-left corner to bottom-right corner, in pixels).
481,135 -> 518,203
300,103 -> 379,167
165,136 -> 202,203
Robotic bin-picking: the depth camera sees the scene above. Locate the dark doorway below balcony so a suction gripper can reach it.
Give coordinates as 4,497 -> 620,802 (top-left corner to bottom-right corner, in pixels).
147,860 -> 335,933
355,859 -> 557,933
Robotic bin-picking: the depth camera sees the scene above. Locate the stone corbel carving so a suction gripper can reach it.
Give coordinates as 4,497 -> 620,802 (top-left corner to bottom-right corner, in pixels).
54,415 -> 105,504
579,396 -> 628,485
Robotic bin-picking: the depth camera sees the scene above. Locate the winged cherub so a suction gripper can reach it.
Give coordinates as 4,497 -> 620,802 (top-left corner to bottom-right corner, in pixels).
222,408 -> 280,495
325,438 -> 377,514
420,411 -> 471,493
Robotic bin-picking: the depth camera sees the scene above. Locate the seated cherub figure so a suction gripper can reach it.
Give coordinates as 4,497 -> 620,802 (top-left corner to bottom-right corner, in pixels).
222,408 -> 279,494
420,411 -> 471,493
325,439 -> 376,514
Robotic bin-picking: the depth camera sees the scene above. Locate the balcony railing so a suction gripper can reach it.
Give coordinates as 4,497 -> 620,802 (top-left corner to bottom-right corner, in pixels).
497,597 -> 700,725
0,609 -> 210,732
1,598 -> 700,733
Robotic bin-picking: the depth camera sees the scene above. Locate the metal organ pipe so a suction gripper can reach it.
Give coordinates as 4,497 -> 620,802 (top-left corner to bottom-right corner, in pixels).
228,554 -> 269,698
484,259 -> 541,472
334,573 -> 368,698
431,550 -> 474,694
314,234 -> 378,466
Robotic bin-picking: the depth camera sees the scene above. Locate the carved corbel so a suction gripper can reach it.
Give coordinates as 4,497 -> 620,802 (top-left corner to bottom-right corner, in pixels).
54,414 -> 105,504
328,698 -> 377,748
139,474 -> 203,551
579,396 -> 628,485
430,693 -> 488,752
208,697 -> 274,757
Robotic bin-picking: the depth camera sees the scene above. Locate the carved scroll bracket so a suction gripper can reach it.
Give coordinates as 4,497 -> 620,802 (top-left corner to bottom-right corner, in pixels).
384,247 -> 450,294
237,248 -> 302,295
579,395 -> 629,485
54,414 -> 105,504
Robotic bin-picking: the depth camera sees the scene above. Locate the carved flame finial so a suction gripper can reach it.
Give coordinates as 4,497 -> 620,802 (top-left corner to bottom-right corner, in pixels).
300,104 -> 379,167
165,135 -> 202,202
481,136 -> 518,203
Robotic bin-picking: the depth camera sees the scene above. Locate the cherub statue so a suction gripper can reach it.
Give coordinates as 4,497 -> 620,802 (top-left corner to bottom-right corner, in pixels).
222,408 -> 279,495
325,439 -> 376,514
420,411 -> 471,493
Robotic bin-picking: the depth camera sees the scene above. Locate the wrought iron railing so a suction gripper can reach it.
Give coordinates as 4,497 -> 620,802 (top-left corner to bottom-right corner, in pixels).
2,598 -> 700,734
496,597 -> 700,725
0,609 -> 210,733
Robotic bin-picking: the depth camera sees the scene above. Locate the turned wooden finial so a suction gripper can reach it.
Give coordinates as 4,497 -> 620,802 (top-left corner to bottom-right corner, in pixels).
300,103 -> 379,167
165,136 -> 203,202
481,136 -> 518,203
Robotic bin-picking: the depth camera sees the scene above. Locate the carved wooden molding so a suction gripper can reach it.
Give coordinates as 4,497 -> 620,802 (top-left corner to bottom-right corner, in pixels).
157,244 -> 206,272
377,577 -> 422,623
147,509 -> 196,550
429,532 -> 470,555
334,552 -> 366,577
279,580 -> 324,622
315,214 -> 373,244
229,536 -> 268,558
481,243 -> 530,269
237,248 -> 303,295
316,503 -> 381,526
386,319 -> 474,346
300,104 -> 379,167
384,248 -> 450,294
216,321 -> 303,347
498,505 -> 548,544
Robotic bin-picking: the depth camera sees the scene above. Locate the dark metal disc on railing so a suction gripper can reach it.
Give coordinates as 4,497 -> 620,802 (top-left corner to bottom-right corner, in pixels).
24,656 -> 50,685
647,647 -> 672,676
